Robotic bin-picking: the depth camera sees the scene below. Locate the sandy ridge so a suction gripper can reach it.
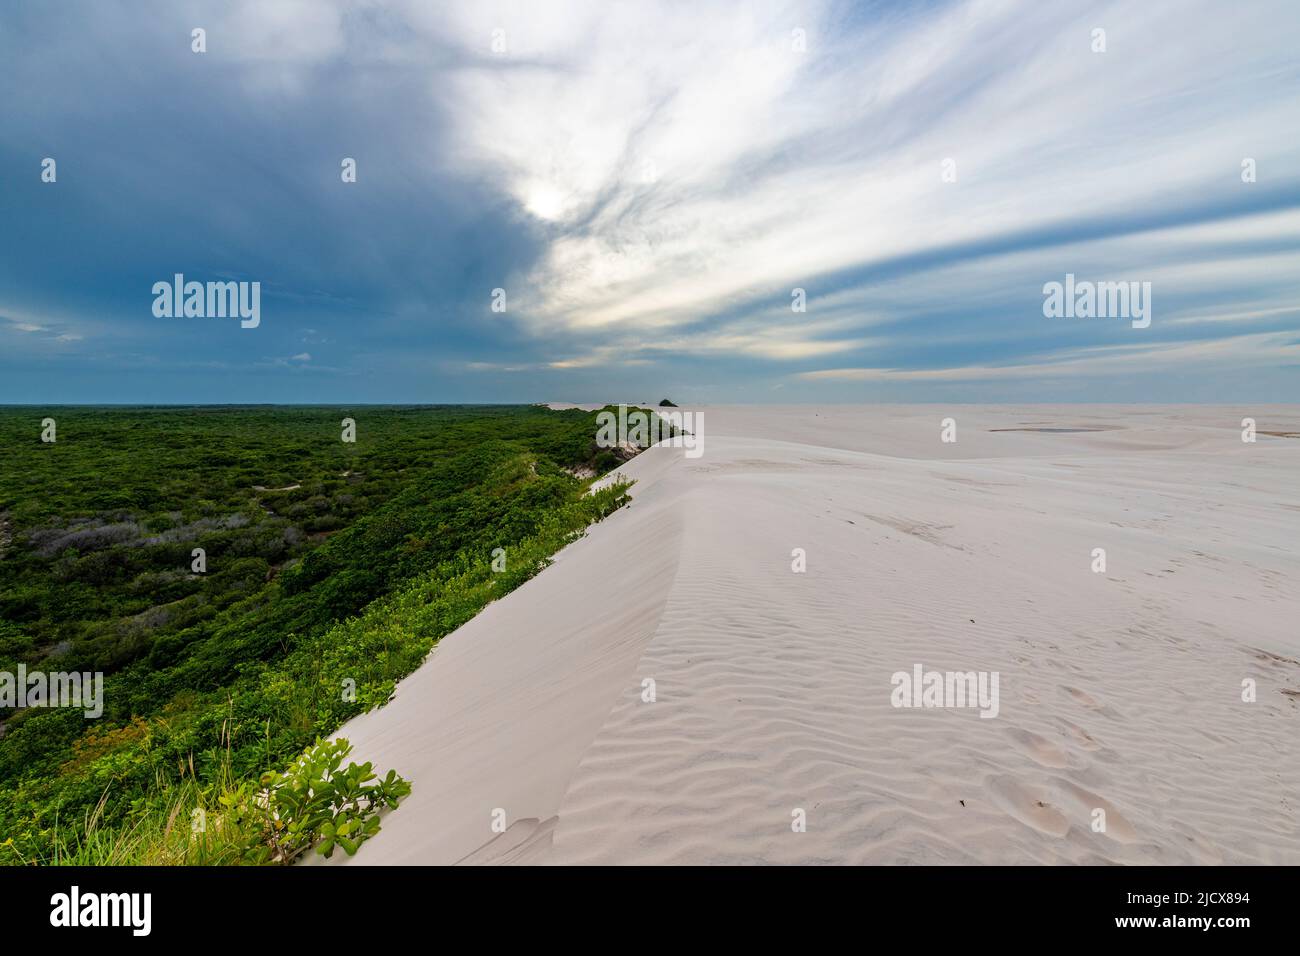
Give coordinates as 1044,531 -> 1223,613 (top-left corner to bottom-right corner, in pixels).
326,406 -> 1300,865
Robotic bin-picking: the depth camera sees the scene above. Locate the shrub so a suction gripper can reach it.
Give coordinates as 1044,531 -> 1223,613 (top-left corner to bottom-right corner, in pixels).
223,738 -> 411,864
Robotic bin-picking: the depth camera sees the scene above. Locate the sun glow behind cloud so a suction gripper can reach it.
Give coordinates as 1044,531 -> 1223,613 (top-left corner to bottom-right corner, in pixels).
1,0 -> 1298,402
412,0 -> 1300,390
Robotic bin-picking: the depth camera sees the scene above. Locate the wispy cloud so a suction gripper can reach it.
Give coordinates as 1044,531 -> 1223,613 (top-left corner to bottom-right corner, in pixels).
801,330 -> 1300,382
426,1 -> 1300,367
1,0 -> 1297,402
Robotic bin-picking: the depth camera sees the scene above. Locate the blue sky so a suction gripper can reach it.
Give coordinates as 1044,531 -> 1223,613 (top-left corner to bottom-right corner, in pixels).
2,0 -> 1298,404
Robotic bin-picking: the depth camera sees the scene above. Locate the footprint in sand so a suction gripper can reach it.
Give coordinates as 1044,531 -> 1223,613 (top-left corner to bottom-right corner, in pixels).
987,776 -> 1071,837
1063,685 -> 1098,707
1061,685 -> 1121,718
1058,719 -> 1101,752
1005,728 -> 1071,768
1059,782 -> 1139,844
453,816 -> 557,865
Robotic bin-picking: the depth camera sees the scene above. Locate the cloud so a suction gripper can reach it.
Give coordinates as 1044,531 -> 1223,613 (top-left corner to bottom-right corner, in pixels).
430,2 -> 1299,337
1,0 -> 1298,402
2,309 -> 87,344
412,0 -> 1300,400
801,330 -> 1300,382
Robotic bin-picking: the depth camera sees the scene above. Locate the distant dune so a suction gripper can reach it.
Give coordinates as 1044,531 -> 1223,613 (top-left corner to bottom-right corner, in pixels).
320,406 -> 1300,865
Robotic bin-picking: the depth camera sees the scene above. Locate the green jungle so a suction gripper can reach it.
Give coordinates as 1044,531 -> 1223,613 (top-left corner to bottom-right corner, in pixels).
0,405 -> 636,864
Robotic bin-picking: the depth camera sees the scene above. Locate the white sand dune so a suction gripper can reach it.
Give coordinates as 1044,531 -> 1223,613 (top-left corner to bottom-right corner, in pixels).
321,406 -> 1300,865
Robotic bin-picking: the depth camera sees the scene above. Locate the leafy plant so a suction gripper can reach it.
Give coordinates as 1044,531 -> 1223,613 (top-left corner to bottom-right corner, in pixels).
224,738 -> 410,864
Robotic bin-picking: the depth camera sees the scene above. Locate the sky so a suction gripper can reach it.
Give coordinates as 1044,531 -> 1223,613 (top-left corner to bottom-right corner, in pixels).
1,0 -> 1298,404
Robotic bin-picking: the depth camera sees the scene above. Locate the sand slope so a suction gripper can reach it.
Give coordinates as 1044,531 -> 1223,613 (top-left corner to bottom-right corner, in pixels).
324,406 -> 1300,865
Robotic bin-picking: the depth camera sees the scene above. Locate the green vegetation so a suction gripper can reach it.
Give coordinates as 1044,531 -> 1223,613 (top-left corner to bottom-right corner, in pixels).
228,738 -> 412,864
0,405 -> 634,864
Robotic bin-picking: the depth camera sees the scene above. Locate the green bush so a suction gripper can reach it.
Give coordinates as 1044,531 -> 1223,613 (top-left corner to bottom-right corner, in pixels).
223,738 -> 411,864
